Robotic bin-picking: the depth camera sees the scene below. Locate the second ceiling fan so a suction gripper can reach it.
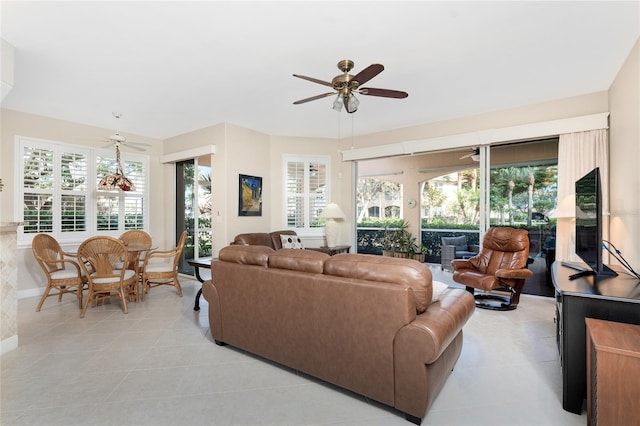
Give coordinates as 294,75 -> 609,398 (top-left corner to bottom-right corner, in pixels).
293,60 -> 408,113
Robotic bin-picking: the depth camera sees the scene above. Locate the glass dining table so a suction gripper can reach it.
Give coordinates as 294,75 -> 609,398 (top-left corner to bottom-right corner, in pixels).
70,240 -> 157,303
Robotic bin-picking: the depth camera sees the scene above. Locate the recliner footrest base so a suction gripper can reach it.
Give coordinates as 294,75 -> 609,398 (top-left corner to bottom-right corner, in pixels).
473,293 -> 518,311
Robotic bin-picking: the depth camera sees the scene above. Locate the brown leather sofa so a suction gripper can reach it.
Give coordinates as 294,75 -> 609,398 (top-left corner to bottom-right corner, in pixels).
231,230 -> 297,250
202,245 -> 475,424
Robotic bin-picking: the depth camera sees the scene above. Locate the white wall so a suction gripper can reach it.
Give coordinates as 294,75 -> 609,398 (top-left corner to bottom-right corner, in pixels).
609,37 -> 640,267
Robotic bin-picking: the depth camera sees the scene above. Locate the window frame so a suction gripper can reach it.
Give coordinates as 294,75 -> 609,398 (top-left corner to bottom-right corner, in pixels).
282,154 -> 330,236
16,135 -> 149,246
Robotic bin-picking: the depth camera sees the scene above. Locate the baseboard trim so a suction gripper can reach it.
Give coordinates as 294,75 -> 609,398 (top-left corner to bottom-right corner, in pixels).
1,335 -> 19,355
18,287 -> 44,299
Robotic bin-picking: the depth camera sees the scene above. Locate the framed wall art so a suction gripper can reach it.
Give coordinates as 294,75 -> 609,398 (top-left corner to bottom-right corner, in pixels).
238,174 -> 263,216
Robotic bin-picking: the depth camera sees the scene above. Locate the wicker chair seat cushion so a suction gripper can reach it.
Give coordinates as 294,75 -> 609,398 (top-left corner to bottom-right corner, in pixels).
145,263 -> 175,273
50,269 -> 85,279
90,269 -> 135,284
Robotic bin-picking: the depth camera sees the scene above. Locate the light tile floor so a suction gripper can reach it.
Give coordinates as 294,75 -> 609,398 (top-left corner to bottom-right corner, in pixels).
1,268 -> 587,425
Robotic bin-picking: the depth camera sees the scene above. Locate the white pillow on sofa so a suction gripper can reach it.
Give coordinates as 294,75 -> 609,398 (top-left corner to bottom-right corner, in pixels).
432,280 -> 449,302
280,235 -> 304,249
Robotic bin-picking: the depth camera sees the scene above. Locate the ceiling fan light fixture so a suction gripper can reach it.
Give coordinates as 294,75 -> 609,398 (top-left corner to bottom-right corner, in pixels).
471,154 -> 480,162
332,94 -> 343,111
346,94 -> 359,113
98,173 -> 136,191
98,144 -> 136,191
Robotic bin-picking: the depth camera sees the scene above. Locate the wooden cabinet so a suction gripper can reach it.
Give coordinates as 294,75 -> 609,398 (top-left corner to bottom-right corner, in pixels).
586,318 -> 640,426
552,262 -> 640,413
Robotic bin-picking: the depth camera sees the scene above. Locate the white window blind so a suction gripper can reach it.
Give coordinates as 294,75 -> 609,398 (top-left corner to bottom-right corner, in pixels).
17,136 -> 149,244
283,155 -> 330,235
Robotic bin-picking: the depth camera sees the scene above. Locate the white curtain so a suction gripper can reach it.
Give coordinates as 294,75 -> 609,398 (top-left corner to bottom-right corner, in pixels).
556,129 -> 610,262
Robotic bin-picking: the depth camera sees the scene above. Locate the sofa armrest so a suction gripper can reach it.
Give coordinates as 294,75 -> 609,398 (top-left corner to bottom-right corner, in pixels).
393,288 -> 474,418
201,280 -> 223,340
395,288 -> 475,364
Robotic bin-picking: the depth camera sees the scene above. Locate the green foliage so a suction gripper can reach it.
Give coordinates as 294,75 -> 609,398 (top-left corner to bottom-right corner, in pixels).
357,217 -> 405,228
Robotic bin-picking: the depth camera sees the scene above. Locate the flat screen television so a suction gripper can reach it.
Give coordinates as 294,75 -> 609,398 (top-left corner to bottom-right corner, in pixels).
574,167 -> 617,278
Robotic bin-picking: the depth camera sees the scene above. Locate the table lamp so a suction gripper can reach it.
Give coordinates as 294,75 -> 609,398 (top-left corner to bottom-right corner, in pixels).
319,202 -> 345,248
550,194 -> 576,262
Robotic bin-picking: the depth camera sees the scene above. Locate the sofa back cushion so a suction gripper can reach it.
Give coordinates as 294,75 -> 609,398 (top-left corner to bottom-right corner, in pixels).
219,244 -> 273,266
233,233 -> 274,248
269,249 -> 328,273
324,253 -> 433,313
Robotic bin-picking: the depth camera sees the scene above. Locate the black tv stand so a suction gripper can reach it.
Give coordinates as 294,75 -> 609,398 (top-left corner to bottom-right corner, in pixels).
552,262 -> 640,414
567,263 -> 618,280
568,270 -> 595,280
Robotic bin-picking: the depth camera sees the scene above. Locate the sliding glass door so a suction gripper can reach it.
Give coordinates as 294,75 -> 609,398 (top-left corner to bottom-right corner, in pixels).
176,158 -> 212,274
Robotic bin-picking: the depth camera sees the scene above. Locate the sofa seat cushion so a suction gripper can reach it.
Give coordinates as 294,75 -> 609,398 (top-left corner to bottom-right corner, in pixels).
269,249 -> 328,273
324,253 -> 433,313
219,245 -> 273,266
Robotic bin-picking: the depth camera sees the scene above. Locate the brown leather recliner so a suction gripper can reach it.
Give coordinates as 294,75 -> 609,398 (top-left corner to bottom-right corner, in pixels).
451,227 -> 533,311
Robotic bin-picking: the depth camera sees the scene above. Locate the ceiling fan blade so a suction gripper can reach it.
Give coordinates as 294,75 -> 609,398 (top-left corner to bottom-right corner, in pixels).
293,92 -> 336,105
126,141 -> 152,147
459,148 -> 479,159
359,87 -> 408,98
352,64 -> 384,85
292,74 -> 333,87
123,144 -> 146,152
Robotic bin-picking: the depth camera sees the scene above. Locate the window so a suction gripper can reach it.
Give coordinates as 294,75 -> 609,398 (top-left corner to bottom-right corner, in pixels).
17,136 -> 149,244
283,155 -> 329,235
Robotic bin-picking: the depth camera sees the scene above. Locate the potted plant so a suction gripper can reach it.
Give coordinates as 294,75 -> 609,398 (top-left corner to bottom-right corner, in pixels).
382,221 -> 425,262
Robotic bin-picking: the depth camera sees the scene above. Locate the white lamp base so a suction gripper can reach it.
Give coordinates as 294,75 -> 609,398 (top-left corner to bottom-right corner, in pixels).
324,219 -> 338,248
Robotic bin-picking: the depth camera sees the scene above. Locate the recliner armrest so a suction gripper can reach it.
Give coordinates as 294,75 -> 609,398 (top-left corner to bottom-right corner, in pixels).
450,258 -> 474,270
495,268 -> 534,280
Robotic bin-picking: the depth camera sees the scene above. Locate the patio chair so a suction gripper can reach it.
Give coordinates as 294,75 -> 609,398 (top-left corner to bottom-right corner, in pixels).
440,235 -> 479,272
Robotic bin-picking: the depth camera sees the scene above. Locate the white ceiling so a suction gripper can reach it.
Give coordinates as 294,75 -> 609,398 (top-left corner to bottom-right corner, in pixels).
1,1 -> 639,141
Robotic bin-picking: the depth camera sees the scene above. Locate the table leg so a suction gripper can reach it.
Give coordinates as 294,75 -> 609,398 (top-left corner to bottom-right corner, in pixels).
194,288 -> 203,311
193,266 -> 204,311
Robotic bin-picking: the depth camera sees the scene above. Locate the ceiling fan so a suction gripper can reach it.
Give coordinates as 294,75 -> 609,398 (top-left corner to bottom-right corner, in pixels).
100,113 -> 151,152
97,113 -> 149,191
293,60 -> 408,113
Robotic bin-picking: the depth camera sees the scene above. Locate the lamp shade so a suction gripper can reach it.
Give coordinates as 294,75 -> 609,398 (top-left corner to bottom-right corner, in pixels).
319,202 -> 345,219
550,194 -> 575,219
332,95 -> 344,111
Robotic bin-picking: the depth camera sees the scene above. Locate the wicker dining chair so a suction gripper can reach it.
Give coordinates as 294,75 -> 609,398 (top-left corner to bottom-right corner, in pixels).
119,230 -> 152,270
118,229 -> 152,301
32,233 -> 88,312
141,231 -> 187,300
77,236 -> 137,318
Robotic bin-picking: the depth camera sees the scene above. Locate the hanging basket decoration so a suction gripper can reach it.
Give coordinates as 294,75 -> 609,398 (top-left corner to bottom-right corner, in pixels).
98,144 -> 136,191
